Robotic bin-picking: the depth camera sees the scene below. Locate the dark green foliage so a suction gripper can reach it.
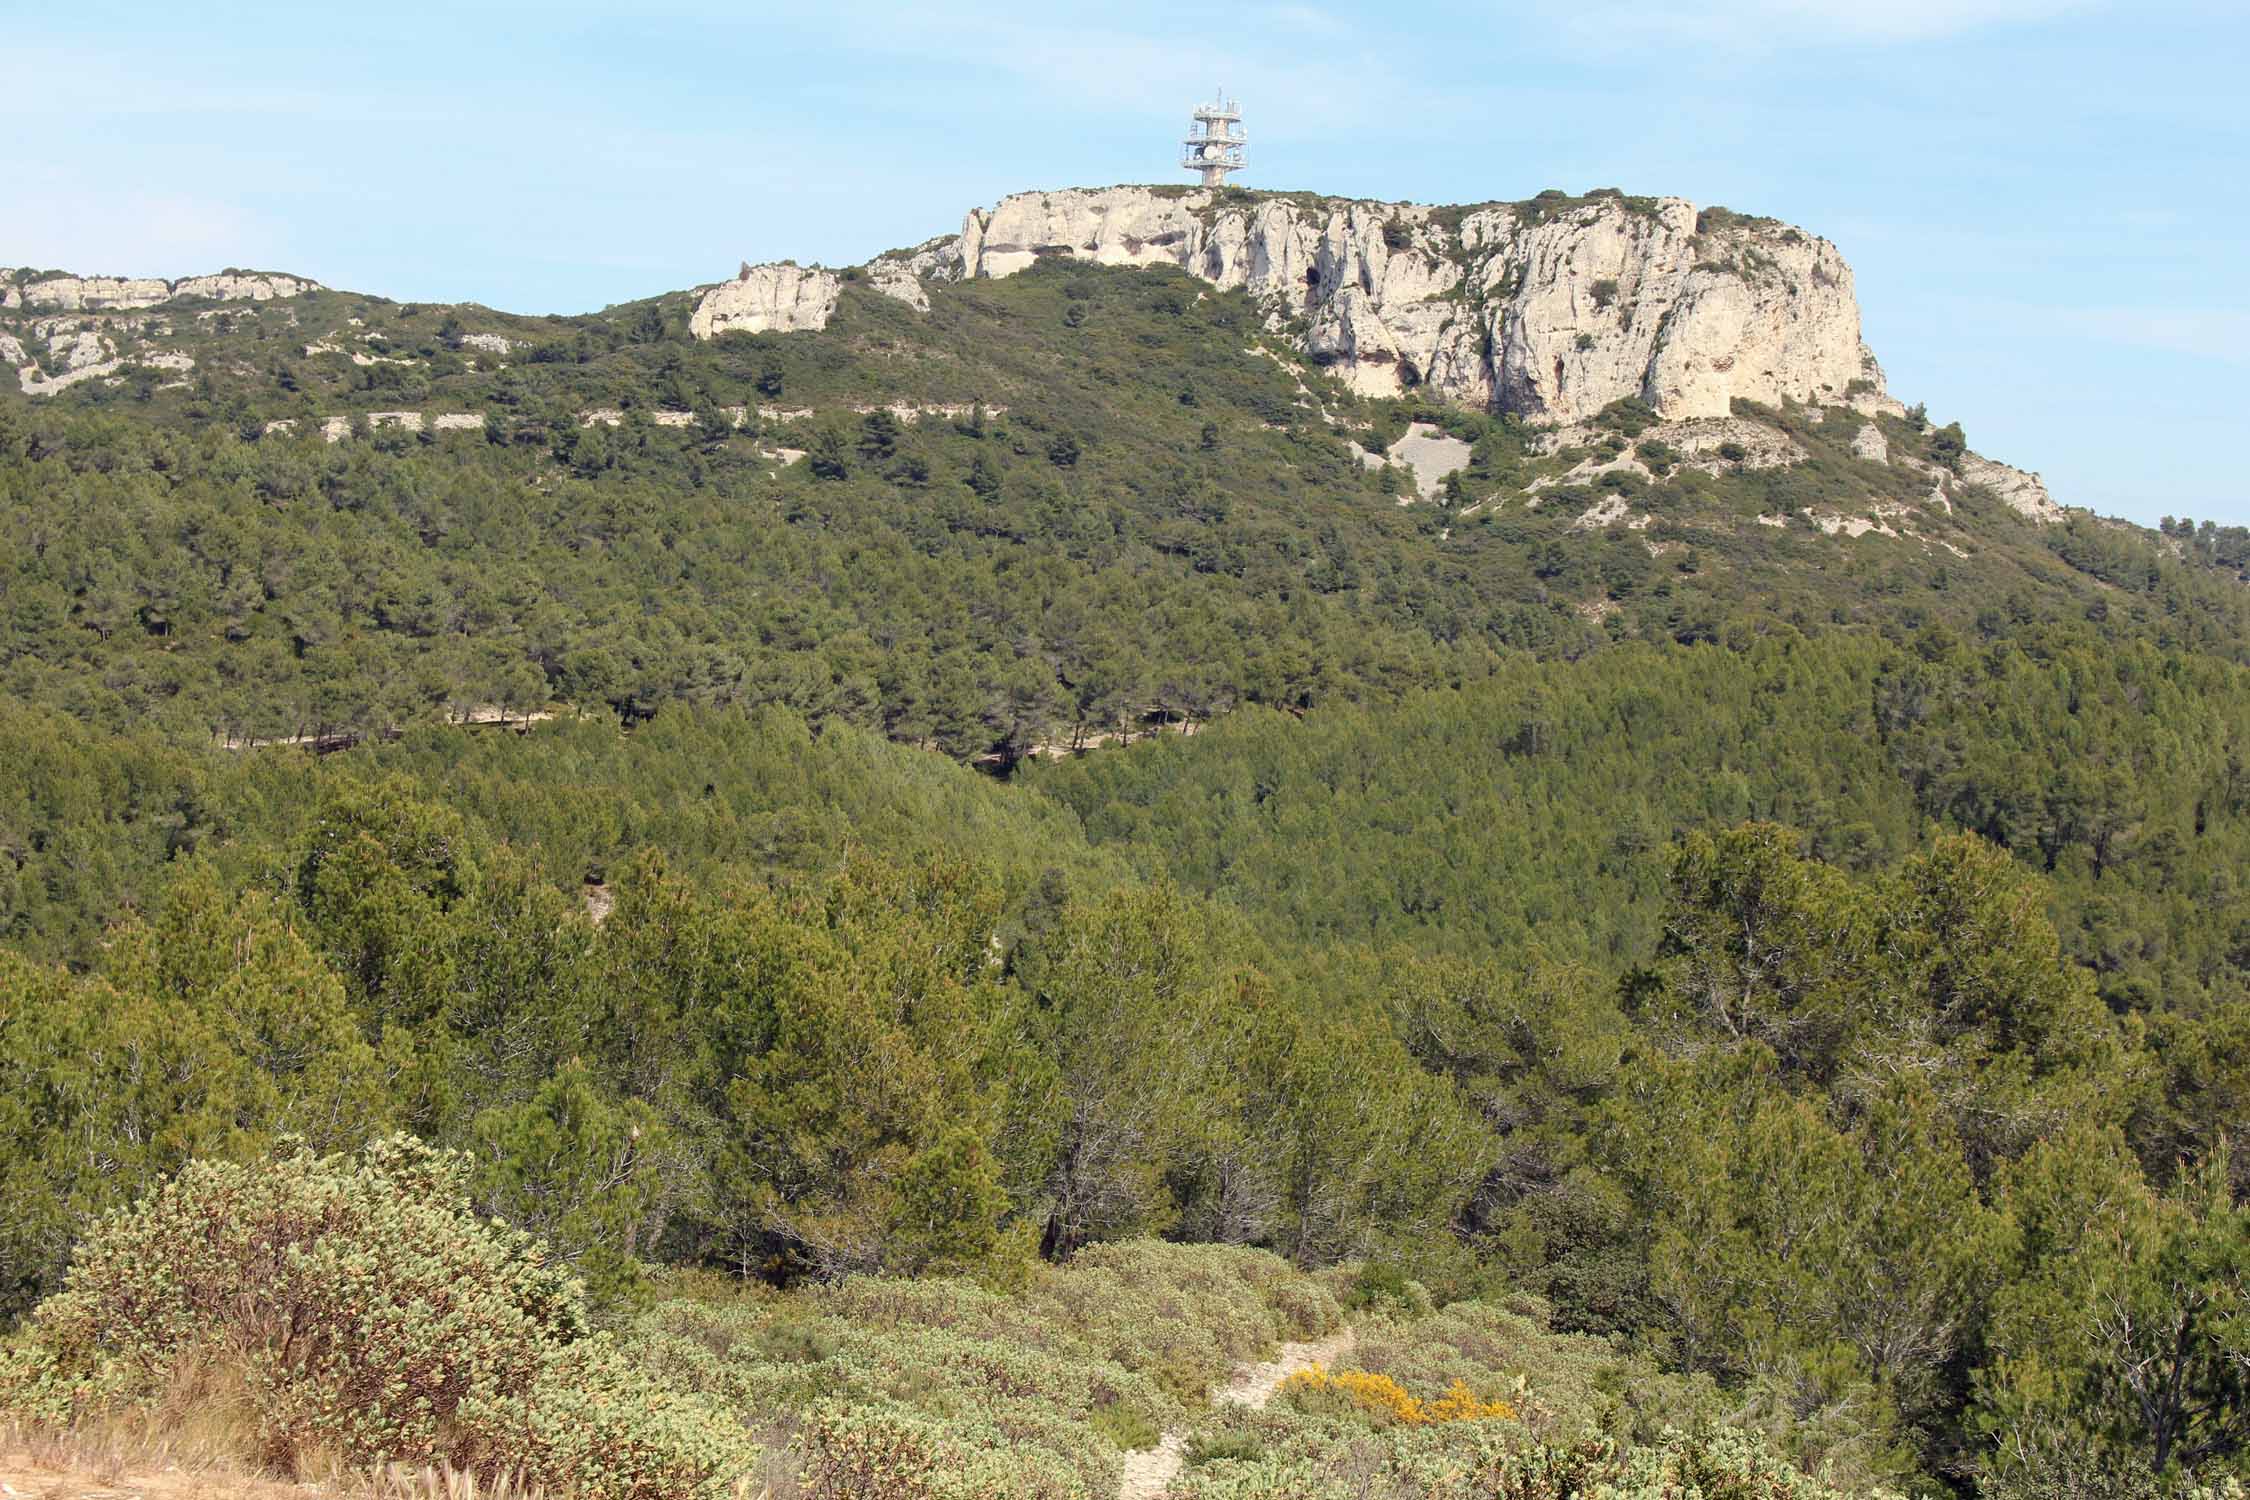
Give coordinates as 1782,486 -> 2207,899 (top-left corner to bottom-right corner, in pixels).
5,252 -> 2250,1492
11,260 -> 2243,773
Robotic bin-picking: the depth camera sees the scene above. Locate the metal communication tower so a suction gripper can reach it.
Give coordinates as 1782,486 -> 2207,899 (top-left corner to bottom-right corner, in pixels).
1180,92 -> 1246,187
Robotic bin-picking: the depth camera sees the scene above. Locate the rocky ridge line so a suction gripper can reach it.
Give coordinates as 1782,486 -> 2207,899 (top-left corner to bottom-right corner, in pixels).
1,269 -> 319,311
699,185 -> 1884,428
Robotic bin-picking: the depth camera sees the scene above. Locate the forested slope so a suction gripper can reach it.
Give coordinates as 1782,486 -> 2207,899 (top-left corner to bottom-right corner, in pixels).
4,239 -> 2250,1497
7,257 -> 2248,756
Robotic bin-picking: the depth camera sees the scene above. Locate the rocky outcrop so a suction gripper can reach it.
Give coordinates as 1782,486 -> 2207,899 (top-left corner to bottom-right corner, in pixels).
865,260 -> 930,313
891,186 -> 1877,424
170,272 -> 318,302
1532,416 -> 1806,476
47,328 -> 112,372
689,264 -> 841,339
14,275 -> 172,310
1851,423 -> 1889,463
1959,453 -> 2063,523
3,269 -> 318,310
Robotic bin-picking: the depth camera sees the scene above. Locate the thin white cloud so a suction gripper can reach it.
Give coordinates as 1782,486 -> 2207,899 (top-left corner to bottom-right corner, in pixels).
2055,307 -> 2250,366
1522,0 -> 2103,50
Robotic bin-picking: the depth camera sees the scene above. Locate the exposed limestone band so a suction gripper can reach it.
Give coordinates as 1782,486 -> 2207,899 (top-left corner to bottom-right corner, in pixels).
699,186 -> 1882,427
0,270 -> 319,311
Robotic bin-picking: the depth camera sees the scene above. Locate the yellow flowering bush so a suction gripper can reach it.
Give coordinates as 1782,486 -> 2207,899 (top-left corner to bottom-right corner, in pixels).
1278,1365 -> 1516,1426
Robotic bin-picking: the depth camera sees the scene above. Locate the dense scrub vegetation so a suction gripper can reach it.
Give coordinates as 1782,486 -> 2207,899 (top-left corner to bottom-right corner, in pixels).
5,620 -> 2247,1492
5,252 -> 2250,1496
8,262 -> 2250,759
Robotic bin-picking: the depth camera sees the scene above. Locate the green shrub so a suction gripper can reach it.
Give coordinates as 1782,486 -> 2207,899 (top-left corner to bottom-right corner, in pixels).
1343,1261 -> 1433,1318
797,1401 -> 1085,1499
1089,1399 -> 1161,1450
0,1137 -> 754,1499
1593,398 -> 1658,438
1168,1422 -> 1880,1499
623,1241 -> 1339,1496
1186,1429 -> 1267,1466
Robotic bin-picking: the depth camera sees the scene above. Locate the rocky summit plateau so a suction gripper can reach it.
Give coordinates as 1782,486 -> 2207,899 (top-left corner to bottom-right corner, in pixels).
7,182 -> 2065,527
702,185 -> 1882,426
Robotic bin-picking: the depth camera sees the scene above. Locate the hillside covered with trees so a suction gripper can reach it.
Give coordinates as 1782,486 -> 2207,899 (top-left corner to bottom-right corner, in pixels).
3,242 -> 2248,1499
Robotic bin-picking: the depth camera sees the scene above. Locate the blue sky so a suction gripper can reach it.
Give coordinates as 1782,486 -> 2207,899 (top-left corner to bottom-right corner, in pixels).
7,0 -> 2245,526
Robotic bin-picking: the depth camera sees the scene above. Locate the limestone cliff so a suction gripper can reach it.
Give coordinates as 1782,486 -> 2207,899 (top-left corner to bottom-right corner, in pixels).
688,263 -> 841,338
0,269 -> 318,310
695,187 -> 1873,426
874,186 -> 1879,425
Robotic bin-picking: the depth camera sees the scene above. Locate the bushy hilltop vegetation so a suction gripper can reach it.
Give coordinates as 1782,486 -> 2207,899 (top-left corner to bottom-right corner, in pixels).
3,241 -> 2250,1498
4,258 -> 2248,753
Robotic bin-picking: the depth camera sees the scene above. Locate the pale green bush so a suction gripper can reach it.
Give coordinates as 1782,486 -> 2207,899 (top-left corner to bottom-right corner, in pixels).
1170,1422 -> 1888,1499
797,1401 -> 1087,1499
0,1137 -> 754,1500
625,1241 -> 1340,1497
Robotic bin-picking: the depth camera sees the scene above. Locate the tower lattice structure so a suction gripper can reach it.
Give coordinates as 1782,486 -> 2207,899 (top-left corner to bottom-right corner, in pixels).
1181,94 -> 1246,187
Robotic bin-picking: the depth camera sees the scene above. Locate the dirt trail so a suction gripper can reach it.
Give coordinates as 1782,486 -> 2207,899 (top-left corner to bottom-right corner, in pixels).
1117,1325 -> 1356,1500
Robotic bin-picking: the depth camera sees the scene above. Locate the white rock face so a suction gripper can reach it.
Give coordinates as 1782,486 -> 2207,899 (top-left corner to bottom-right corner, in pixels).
1959,453 -> 2063,523
48,327 -> 115,372
458,333 -> 513,354
1802,509 -> 1900,539
171,272 -> 318,302
14,271 -> 317,310
1852,423 -> 1890,463
689,264 -> 842,339
865,260 -> 930,313
20,275 -> 173,310
913,186 -> 1877,424
17,359 -> 122,394
1386,422 -> 1473,499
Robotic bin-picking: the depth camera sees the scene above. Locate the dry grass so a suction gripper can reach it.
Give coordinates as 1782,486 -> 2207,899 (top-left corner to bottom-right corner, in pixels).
1,1420 -> 768,1500
0,1416 -> 537,1500
2,1351 -> 768,1500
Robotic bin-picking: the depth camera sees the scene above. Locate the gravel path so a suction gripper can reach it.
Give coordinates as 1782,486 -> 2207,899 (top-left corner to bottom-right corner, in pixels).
1117,1325 -> 1356,1500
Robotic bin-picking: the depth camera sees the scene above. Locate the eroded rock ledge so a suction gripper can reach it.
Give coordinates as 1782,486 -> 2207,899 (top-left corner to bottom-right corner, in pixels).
0,269 -> 319,311
702,186 -> 1883,428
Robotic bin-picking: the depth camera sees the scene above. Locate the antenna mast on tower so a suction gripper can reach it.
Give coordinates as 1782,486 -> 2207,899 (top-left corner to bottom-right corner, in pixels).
1180,91 -> 1246,187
